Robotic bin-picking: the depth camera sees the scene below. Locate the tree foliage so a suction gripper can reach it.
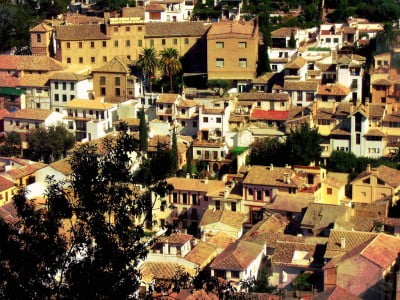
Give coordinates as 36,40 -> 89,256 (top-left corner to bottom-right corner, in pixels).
0,131 -> 21,157
139,107 -> 148,152
137,47 -> 159,93
0,127 -> 157,298
159,48 -> 182,93
171,128 -> 178,175
28,125 -> 75,163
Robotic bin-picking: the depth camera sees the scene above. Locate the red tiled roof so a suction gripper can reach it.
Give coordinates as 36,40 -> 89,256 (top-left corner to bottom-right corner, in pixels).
250,109 -> 288,121
145,3 -> 165,11
0,55 -> 64,72
4,108 -> 53,121
5,162 -> 47,180
157,233 -> 192,245
0,176 -> 14,191
0,73 -> 19,87
0,201 -> 18,224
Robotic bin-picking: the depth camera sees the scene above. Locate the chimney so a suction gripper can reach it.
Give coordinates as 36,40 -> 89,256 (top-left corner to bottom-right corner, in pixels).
367,164 -> 371,173
204,177 -> 208,184
186,173 -> 190,179
270,163 -> 274,171
340,237 -> 346,249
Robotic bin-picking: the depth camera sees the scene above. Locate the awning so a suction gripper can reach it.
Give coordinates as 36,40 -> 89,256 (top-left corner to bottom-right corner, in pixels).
0,87 -> 24,96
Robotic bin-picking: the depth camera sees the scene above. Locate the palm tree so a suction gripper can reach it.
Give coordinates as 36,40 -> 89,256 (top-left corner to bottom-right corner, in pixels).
376,22 -> 397,54
137,47 -> 159,93
159,48 -> 182,93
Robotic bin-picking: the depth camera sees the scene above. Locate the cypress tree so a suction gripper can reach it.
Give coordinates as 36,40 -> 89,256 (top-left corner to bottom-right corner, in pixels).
139,107 -> 148,152
170,128 -> 178,175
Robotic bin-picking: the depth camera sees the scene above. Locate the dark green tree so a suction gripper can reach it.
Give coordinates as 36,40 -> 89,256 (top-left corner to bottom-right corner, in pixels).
159,48 -> 182,93
288,31 -> 297,48
0,131 -> 21,157
170,128 -> 178,175
0,127 -> 153,298
28,124 -> 75,163
137,47 -> 159,93
249,137 -> 286,166
376,22 -> 397,53
327,150 -> 357,173
285,125 -> 323,166
139,107 -> 148,152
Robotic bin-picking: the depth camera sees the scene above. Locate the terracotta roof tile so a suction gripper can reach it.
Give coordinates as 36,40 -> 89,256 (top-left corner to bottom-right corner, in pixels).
283,80 -> 318,91
323,177 -> 344,189
50,157 -> 72,176
93,56 -> 133,73
4,108 -> 53,121
157,93 -> 180,103
250,109 -> 289,121
210,240 -> 263,271
285,56 -> 307,69
238,92 -> 289,101
265,194 -> 313,213
364,128 -> 385,137
367,103 -> 385,118
55,24 -> 109,41
313,286 -> 361,300
301,203 -> 349,231
243,165 -> 297,187
167,177 -> 225,193
30,22 -> 53,32
158,232 -> 192,244
0,73 -> 19,87
49,72 -> 90,81
271,27 -> 297,38
317,84 -> 350,96
146,22 -> 208,37
65,98 -> 114,110
199,209 -> 246,229
0,176 -> 15,191
184,241 -> 218,268
208,20 -> 257,38
140,261 -> 196,283
372,78 -> 392,86
5,162 -> 47,180
0,201 -> 19,224
145,3 -> 165,11
18,74 -> 51,87
352,165 -> 400,188
272,240 -> 319,267
0,55 -> 64,72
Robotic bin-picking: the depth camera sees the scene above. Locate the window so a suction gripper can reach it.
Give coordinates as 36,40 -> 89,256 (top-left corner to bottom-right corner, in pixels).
361,192 -> 366,197
66,42 -> 70,48
216,117 -> 221,123
231,202 -> 236,211
239,41 -> 247,48
90,41 -> 95,48
127,55 -> 131,60
101,87 -> 106,95
16,121 -> 19,126
334,38 -> 339,43
91,57 -> 95,63
62,95 -> 67,102
182,193 -> 188,204
126,26 -> 130,32
162,39 -> 166,45
326,38 -> 331,43
231,271 -> 240,278
184,37 -> 189,44
114,40 -> 118,48
272,64 -> 277,71
79,57 -> 83,64
70,83 -> 74,90
150,39 -> 154,47
138,40 -> 142,47
37,34 -> 41,43
193,121 -> 197,127
55,94 -> 59,101
102,41 -> 107,47
66,57 -> 71,64
363,178 -> 370,184
113,27 -> 118,32
126,40 -> 130,47
356,133 -> 360,145
248,188 -> 253,196
55,82 -> 59,89
192,194 -> 198,205
173,38 -> 178,45
115,77 -> 120,86
256,190 -> 262,201
63,82 -> 66,90
215,200 -> 220,210
138,26 -> 142,31
203,117 -> 208,123
216,42 -> 224,48
377,178 -> 385,185
115,88 -> 120,96
216,58 -> 224,68
103,56 -> 107,62
100,76 -> 106,85
70,95 -> 74,100
239,58 -> 247,68
173,192 -> 178,203
327,188 -> 332,195
78,42 -> 82,48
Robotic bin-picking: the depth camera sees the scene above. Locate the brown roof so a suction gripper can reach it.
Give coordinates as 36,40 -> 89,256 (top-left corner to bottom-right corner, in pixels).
210,240 -> 263,271
55,24 -> 109,41
315,108 -> 334,120
301,203 -> 349,230
352,165 -> 400,188
330,128 -> 351,136
238,92 -> 289,101
243,165 -> 297,188
272,240 -> 318,267
166,177 -> 225,193
0,55 -> 64,72
207,20 -> 257,39
184,241 -> 217,268
0,176 -> 15,191
30,22 -> 53,32
4,108 -> 53,121
0,201 -> 19,224
384,113 -> 400,122
372,78 -> 392,86
265,194 -> 314,213
283,80 -> 318,91
323,177 -> 344,189
324,230 -> 378,259
285,56 -> 307,69
367,103 -> 385,118
49,72 -> 90,81
313,286 -> 361,300
65,98 -> 114,110
177,99 -> 197,107
140,261 -> 196,283
199,209 -> 246,229
17,74 -> 51,87
207,231 -> 236,249
271,27 -> 297,38
364,128 -> 385,137
145,3 -> 165,11
50,157 -> 72,176
92,56 -> 132,73
157,232 -> 192,245
317,84 -> 350,96
157,93 -> 179,103
5,162 -> 47,180
315,63 -> 336,72
145,22 -> 208,37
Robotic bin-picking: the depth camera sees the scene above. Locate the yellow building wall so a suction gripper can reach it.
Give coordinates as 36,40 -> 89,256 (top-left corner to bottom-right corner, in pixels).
207,36 -> 258,80
0,186 -> 15,206
92,72 -> 135,100
320,183 -> 344,205
352,175 -> 395,204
